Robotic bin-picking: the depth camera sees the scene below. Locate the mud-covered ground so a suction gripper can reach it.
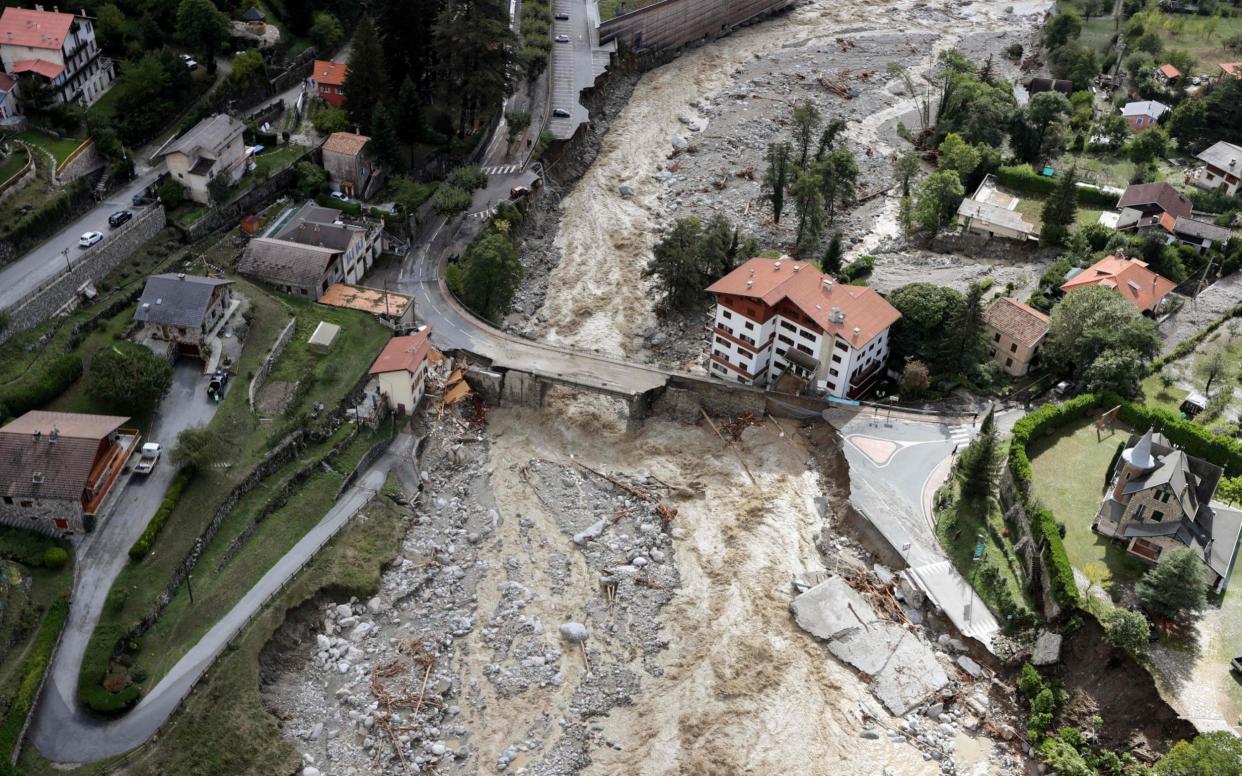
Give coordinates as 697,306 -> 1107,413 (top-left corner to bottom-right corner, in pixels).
508,0 -> 1058,372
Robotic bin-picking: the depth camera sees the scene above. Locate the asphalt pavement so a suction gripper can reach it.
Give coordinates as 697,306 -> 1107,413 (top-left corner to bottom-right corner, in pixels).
0,172 -> 164,313
30,362 -> 219,761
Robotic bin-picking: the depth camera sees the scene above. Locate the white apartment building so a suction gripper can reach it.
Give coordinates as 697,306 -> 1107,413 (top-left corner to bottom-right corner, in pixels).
0,6 -> 115,107
705,258 -> 901,399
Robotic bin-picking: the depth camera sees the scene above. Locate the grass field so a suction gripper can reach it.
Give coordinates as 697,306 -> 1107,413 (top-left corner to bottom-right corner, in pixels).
77,283 -> 391,702
1028,419 -> 1150,593
19,475 -> 411,776
1054,152 -> 1138,190
1139,11 -> 1242,76
1013,193 -> 1106,228
0,146 -> 29,183
1080,15 -> 1122,55
15,131 -> 88,166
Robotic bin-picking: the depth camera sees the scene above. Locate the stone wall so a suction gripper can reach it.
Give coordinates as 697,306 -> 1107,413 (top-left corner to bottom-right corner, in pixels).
0,205 -> 167,345
54,139 -> 104,185
598,0 -> 795,51
0,143 -> 35,204
249,316 -> 297,409
0,498 -> 81,537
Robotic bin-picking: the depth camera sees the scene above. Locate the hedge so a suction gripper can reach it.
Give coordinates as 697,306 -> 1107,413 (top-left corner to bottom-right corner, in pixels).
994,164 -> 1118,209
1149,303 -> 1242,373
0,526 -> 69,568
128,469 -> 193,561
0,598 -> 69,759
0,353 -> 84,422
1118,402 -> 1242,477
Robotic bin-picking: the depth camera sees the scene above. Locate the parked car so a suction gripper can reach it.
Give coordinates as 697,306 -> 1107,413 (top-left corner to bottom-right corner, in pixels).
555,12 -> 570,19
207,370 -> 229,402
78,231 -> 103,248
1180,391 -> 1207,419
108,210 -> 132,228
554,34 -> 570,43
510,185 -> 531,199
1053,380 -> 1075,398
132,191 -> 151,207
1129,605 -> 1159,642
183,55 -> 199,70
133,442 -> 161,474
330,191 -> 351,202
552,108 -> 571,118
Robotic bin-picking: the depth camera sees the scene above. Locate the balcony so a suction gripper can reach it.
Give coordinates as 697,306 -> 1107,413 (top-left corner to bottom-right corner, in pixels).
846,359 -> 885,398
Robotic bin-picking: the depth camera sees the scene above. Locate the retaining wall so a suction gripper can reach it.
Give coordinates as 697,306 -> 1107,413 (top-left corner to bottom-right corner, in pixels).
0,144 -> 35,204
55,140 -> 104,184
175,148 -> 313,241
0,205 -> 167,344
598,0 -> 795,51
249,316 -> 297,409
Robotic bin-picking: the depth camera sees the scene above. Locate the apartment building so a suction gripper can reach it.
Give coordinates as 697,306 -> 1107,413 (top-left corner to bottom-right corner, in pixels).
705,258 -> 901,399
0,6 -> 115,107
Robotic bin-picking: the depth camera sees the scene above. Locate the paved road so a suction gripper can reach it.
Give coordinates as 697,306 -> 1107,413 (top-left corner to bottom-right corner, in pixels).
32,430 -> 414,763
825,409 -> 1003,648
548,0 -> 612,139
30,362 -> 219,761
0,173 -> 164,313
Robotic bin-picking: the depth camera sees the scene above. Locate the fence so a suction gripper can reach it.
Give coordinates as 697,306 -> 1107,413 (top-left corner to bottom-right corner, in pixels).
0,141 -> 34,201
249,316 -> 297,409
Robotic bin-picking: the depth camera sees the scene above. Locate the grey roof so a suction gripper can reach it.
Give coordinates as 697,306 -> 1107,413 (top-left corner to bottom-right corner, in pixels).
274,203 -> 367,251
1172,216 -> 1231,242
957,199 -> 1038,236
241,5 -> 264,20
1197,141 -> 1242,178
239,238 -> 339,288
134,274 -> 232,327
157,114 -> 244,160
784,347 -> 819,371
1117,182 -> 1193,219
1122,521 -> 1182,538
1206,503 -> 1242,581
1124,449 -> 1200,518
1119,430 -> 1226,561
1120,100 -> 1169,119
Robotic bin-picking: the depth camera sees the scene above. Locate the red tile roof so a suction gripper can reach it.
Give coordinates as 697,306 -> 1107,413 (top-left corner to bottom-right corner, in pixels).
1060,255 -> 1177,313
323,131 -> 369,156
9,59 -> 64,79
983,297 -> 1049,349
0,7 -> 74,50
1158,64 -> 1180,79
706,258 -> 901,346
1220,62 -> 1242,79
369,329 -> 433,375
312,59 -> 348,86
0,411 -> 130,502
0,72 -> 14,92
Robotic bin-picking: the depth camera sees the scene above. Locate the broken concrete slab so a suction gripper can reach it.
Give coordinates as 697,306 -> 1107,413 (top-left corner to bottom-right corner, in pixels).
956,655 -> 985,679
872,633 -> 950,716
1031,630 -> 1063,666
790,576 -> 878,641
827,621 -> 908,675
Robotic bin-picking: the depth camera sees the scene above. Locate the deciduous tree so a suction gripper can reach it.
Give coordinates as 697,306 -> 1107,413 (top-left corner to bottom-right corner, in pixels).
912,170 -> 965,231
893,152 -> 921,197
1045,285 -> 1160,381
175,0 -> 229,74
451,232 -> 523,322
1100,607 -> 1150,654
1157,732 -> 1242,776
887,283 -> 964,364
938,132 -> 981,182
310,12 -> 345,53
86,346 -> 172,414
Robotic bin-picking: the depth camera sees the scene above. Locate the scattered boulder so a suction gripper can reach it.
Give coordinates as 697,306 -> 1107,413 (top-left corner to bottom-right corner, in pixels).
957,655 -> 985,679
671,135 -> 689,152
1031,630 -> 1063,666
559,622 -> 589,643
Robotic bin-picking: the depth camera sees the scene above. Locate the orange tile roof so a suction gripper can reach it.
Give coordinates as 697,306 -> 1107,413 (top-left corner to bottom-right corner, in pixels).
983,297 -> 1050,349
0,7 -> 74,50
1157,211 -> 1177,233
369,329 -> 433,375
1060,255 -> 1177,312
320,283 -> 412,316
706,258 -> 901,346
10,59 -> 64,79
1220,62 -> 1242,78
1158,64 -> 1180,79
323,131 -> 369,156
312,59 -> 348,86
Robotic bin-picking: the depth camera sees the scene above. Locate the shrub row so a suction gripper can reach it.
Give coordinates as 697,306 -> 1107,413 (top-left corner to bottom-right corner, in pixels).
1118,402 -> 1242,477
79,682 -> 141,716
128,469 -> 193,561
994,164 -> 1118,209
1149,303 -> 1242,373
0,598 -> 69,758
0,353 -> 84,422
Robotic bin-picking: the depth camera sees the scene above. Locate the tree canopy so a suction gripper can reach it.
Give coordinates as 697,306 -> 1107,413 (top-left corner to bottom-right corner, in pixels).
887,283 -> 965,366
86,346 -> 173,415
1157,732 -> 1242,776
643,216 -> 756,313
1044,286 -> 1160,395
1137,546 -> 1209,622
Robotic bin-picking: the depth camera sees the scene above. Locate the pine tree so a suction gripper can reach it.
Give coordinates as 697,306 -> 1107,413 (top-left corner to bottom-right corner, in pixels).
822,233 -> 843,274
1137,546 -> 1208,622
397,77 -> 425,153
434,0 -> 517,136
369,103 -> 402,168
816,147 -> 858,224
939,281 -> 986,375
762,142 -> 792,223
959,409 -> 1000,499
791,169 -> 825,256
1040,165 -> 1078,246
792,100 -> 822,168
343,16 -> 389,132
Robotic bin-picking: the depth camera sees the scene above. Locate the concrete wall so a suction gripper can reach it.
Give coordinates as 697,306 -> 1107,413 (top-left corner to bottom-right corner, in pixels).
0,205 -> 167,345
599,0 -> 794,51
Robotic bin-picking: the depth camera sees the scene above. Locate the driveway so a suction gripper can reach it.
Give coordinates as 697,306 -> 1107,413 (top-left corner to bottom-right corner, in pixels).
0,171 -> 164,313
30,361 -> 218,760
825,408 -> 1003,647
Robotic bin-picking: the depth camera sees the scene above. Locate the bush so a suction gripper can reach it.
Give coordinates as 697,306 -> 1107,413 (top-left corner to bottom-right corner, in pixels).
43,546 -> 69,569
1019,662 -> 1045,698
85,344 -> 173,414
994,164 -> 1117,208
128,469 -> 192,561
446,165 -> 487,192
0,526 -> 69,567
1101,606 -> 1150,653
0,598 -> 68,757
158,178 -> 186,208
839,255 -> 876,282
79,682 -> 141,715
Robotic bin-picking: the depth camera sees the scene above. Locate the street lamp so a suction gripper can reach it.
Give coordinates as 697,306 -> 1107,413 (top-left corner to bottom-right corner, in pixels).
62,248 -> 72,273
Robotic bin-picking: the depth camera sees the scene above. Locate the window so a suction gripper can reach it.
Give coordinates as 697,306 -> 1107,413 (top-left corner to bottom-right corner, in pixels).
1151,510 -> 1165,522
740,334 -> 756,346
715,336 -> 728,346
781,321 -> 796,333
776,348 -> 786,357
713,362 -> 725,373
993,332 -> 1001,342
829,368 -> 839,377
1009,343 -> 1017,353
737,347 -> 752,359
1133,504 -> 1146,519
831,354 -> 842,364
799,329 -> 815,341
721,309 -> 732,319
19,500 -> 32,508
2,496 -> 10,505
1005,358 -> 1013,368
834,340 -> 848,352
744,321 -> 754,330
778,334 -> 794,346
797,344 -> 813,355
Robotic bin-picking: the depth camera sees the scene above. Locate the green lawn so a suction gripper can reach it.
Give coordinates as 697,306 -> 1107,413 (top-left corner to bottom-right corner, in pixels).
1080,15 -> 1122,55
14,131 -> 87,166
1142,324 -> 1242,431
252,144 -> 303,179
1055,152 -> 1137,190
1028,419 -> 1151,593
1014,192 -> 1106,228
0,146 -> 29,183
1141,11 -> 1242,77
77,283 -> 391,703
20,475 -> 411,776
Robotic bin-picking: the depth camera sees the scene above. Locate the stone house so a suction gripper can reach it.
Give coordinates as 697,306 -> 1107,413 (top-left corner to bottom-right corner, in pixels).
368,328 -> 433,414
156,114 -> 247,204
0,411 -> 140,536
982,297 -> 1049,377
133,273 -> 234,357
1094,430 -> 1242,591
321,132 -> 377,199
238,202 -> 384,299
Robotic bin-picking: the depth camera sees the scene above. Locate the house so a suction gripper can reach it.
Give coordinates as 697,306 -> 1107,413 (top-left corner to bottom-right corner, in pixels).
322,132 -> 377,198
238,202 -> 384,298
368,328 -> 433,414
1060,255 -> 1177,316
1120,210 -> 1233,253
320,283 -> 416,331
956,175 -> 1039,242
1025,77 -> 1073,96
1219,62 -> 1242,80
1120,100 -> 1169,132
240,5 -> 265,22
156,114 -> 246,204
0,7 -> 115,107
0,411 -> 140,536
133,273 -> 234,355
705,258 -> 902,398
310,59 -> 347,108
982,297 -> 1049,377
1156,63 -> 1180,83
0,72 -> 18,121
1094,429 -> 1242,592
1115,181 -> 1193,223
1192,140 -> 1241,196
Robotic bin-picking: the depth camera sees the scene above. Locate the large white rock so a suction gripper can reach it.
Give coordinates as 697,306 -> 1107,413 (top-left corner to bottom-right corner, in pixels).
559,622 -> 589,643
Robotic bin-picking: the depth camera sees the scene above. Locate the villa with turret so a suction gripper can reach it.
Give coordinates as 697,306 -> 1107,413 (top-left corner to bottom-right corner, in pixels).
1094,429 -> 1242,591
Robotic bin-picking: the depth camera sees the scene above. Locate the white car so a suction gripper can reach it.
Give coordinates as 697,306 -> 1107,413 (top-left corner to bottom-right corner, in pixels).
555,34 -> 570,43
133,442 -> 161,474
78,231 -> 103,248
330,191 -> 351,202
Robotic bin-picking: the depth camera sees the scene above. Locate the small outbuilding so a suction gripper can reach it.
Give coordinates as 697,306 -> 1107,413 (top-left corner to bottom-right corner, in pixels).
308,321 -> 341,353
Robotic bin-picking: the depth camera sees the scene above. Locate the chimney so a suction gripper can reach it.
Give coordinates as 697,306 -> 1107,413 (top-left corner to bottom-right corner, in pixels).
852,326 -> 861,341
49,427 -> 59,444
155,297 -> 162,305
31,472 -> 45,485
35,5 -> 44,12
746,280 -> 753,288
31,430 -> 42,443
142,303 -> 150,310
822,278 -> 833,292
